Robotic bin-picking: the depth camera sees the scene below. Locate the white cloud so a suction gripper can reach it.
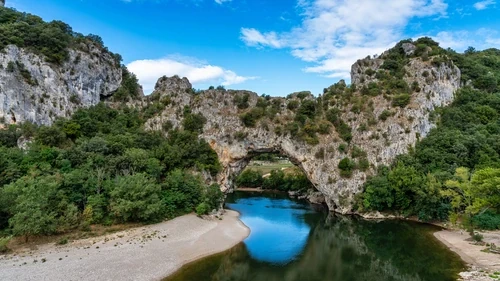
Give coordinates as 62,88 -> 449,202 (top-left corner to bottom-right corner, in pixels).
240,0 -> 448,80
240,28 -> 284,48
127,56 -> 256,94
473,0 -> 496,10
214,0 -> 231,4
433,29 -> 500,51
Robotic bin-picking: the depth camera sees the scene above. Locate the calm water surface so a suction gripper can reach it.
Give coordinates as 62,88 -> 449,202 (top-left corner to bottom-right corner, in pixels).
165,191 -> 465,281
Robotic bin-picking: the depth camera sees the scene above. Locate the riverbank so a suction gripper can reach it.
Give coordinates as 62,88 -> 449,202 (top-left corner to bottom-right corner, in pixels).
0,210 -> 250,281
434,230 -> 500,280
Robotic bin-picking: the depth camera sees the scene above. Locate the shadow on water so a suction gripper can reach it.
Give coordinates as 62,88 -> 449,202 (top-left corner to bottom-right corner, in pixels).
164,192 -> 465,281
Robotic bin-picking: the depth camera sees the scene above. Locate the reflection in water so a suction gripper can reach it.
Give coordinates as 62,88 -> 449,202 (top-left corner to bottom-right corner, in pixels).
226,195 -> 313,264
165,192 -> 465,281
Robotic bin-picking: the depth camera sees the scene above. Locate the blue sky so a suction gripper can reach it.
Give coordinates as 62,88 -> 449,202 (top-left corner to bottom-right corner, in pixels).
7,0 -> 500,96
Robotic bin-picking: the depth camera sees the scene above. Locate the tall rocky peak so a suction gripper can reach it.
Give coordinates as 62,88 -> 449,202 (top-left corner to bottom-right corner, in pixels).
144,39 -> 461,213
0,0 -> 4,8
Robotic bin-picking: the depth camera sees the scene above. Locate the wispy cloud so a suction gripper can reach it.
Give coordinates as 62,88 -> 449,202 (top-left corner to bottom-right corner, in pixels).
240,0 -> 448,80
214,0 -> 232,4
473,0 -> 496,10
127,55 -> 256,94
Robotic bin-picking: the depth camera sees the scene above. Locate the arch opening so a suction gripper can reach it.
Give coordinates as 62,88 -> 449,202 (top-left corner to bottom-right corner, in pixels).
226,151 -> 328,207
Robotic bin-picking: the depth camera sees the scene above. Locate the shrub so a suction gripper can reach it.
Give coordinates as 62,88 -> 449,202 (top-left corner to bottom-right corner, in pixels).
338,157 -> 356,178
379,110 -> 393,121
234,93 -> 250,109
472,233 -> 484,242
338,143 -> 347,153
365,68 -> 376,76
358,158 -> 370,171
183,112 -> 207,133
297,100 -> 317,119
6,61 -> 15,72
296,91 -> 311,100
0,236 -> 11,253
392,94 -> 411,108
57,238 -> 68,245
162,120 -> 174,132
472,211 -> 500,230
240,108 -> 264,127
337,121 -> 353,142
195,202 -> 210,216
287,100 -> 299,111
317,120 -> 331,134
351,146 -> 367,158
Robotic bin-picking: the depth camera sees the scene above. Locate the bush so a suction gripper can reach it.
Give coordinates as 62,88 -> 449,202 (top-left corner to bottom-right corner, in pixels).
287,100 -> 299,111
392,94 -> 411,108
338,157 -> 356,178
57,237 -> 68,245
195,202 -> 210,216
379,110 -> 393,121
240,108 -> 264,127
472,233 -> 484,242
0,236 -> 11,253
234,93 -> 250,109
472,211 -> 500,230
338,143 -> 347,153
183,112 -> 207,133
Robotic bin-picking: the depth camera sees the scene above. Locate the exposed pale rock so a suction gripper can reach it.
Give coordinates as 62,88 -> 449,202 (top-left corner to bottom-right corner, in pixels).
145,54 -> 460,214
402,43 -> 417,56
0,45 -> 121,125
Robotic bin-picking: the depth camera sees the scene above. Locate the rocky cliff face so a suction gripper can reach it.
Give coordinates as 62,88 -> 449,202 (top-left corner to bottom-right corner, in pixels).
145,43 -> 461,213
0,44 -> 121,126
0,0 -> 4,8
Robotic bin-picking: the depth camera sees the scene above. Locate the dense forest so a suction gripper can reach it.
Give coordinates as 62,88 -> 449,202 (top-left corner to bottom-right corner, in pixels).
359,46 -> 500,230
0,104 -> 223,242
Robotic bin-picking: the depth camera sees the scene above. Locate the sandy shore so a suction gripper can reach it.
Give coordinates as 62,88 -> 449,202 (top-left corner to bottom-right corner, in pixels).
0,210 -> 249,281
434,230 -> 500,280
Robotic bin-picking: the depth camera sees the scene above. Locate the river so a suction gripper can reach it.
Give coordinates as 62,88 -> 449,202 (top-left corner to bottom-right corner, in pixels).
165,191 -> 465,281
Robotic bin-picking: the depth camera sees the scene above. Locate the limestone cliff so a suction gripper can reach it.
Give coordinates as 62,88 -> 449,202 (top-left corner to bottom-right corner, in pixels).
144,42 -> 461,214
0,44 -> 121,126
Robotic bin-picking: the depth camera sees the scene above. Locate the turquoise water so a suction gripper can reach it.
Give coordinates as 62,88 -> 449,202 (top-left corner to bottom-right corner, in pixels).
165,191 -> 465,281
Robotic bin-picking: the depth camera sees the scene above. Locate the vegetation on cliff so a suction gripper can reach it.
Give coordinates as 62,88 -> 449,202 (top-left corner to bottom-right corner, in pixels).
0,7 -> 121,65
359,43 -> 500,229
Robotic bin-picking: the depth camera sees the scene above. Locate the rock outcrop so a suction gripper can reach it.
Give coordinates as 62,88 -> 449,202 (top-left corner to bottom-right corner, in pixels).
144,43 -> 461,214
0,0 -> 4,8
0,44 -> 121,126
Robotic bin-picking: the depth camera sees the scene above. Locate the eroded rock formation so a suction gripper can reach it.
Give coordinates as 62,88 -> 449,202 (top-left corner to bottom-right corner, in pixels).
0,44 -> 121,126
144,43 -> 461,213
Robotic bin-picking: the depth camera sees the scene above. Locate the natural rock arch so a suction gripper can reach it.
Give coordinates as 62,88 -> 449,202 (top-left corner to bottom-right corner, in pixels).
145,43 -> 461,213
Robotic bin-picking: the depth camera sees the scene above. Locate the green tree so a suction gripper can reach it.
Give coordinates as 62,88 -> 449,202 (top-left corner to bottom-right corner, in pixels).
470,168 -> 500,213
3,175 -> 61,239
108,173 -> 163,222
235,169 -> 263,188
441,167 -> 473,214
